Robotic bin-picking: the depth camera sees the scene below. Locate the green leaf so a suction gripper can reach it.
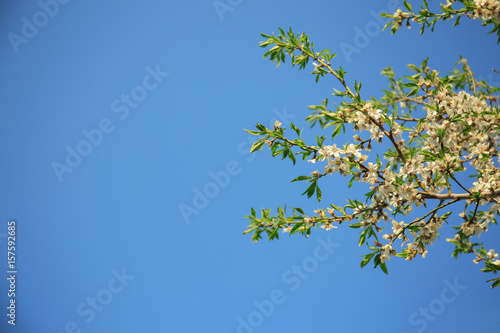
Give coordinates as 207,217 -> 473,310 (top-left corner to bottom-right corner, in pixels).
373,253 -> 381,268
243,223 -> 259,235
255,124 -> 266,132
403,0 -> 412,12
364,188 -> 377,200
292,207 -> 306,215
331,123 -> 343,139
268,228 -> 280,240
421,57 -> 428,69
250,138 -> 266,153
404,75 -> 419,83
288,150 -> 296,165
290,222 -> 304,235
487,277 -> 500,289
290,122 -> 301,137
316,185 -> 322,202
359,228 -> 369,247
244,129 -> 260,135
292,175 -> 311,182
368,225 -> 378,241
271,142 -> 279,155
281,147 -> 289,159
379,261 -> 389,274
361,252 -> 376,268
302,181 -> 317,198
251,230 -> 263,242
348,175 -> 356,188
316,135 -> 325,147
408,87 -> 419,97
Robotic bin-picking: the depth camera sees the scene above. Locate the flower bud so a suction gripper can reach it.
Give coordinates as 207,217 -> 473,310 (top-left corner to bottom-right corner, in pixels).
274,120 -> 282,131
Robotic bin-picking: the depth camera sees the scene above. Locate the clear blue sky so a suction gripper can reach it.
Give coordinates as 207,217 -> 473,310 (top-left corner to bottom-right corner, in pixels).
1,1 -> 499,332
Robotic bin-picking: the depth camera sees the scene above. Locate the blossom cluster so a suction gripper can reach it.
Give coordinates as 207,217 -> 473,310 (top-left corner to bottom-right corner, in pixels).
474,249 -> 500,265
473,0 -> 500,20
423,91 -> 499,186
248,22 -> 500,286
303,76 -> 499,264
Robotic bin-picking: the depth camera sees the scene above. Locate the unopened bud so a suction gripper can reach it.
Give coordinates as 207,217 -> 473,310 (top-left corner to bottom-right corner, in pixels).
327,207 -> 335,216
315,209 -> 325,218
274,120 -> 282,131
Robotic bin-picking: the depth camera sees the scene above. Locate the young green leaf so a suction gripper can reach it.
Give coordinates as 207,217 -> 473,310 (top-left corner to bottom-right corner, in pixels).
361,252 -> 376,268
379,261 -> 389,274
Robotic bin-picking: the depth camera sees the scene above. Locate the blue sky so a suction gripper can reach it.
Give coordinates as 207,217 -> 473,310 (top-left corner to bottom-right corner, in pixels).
0,0 -> 499,332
